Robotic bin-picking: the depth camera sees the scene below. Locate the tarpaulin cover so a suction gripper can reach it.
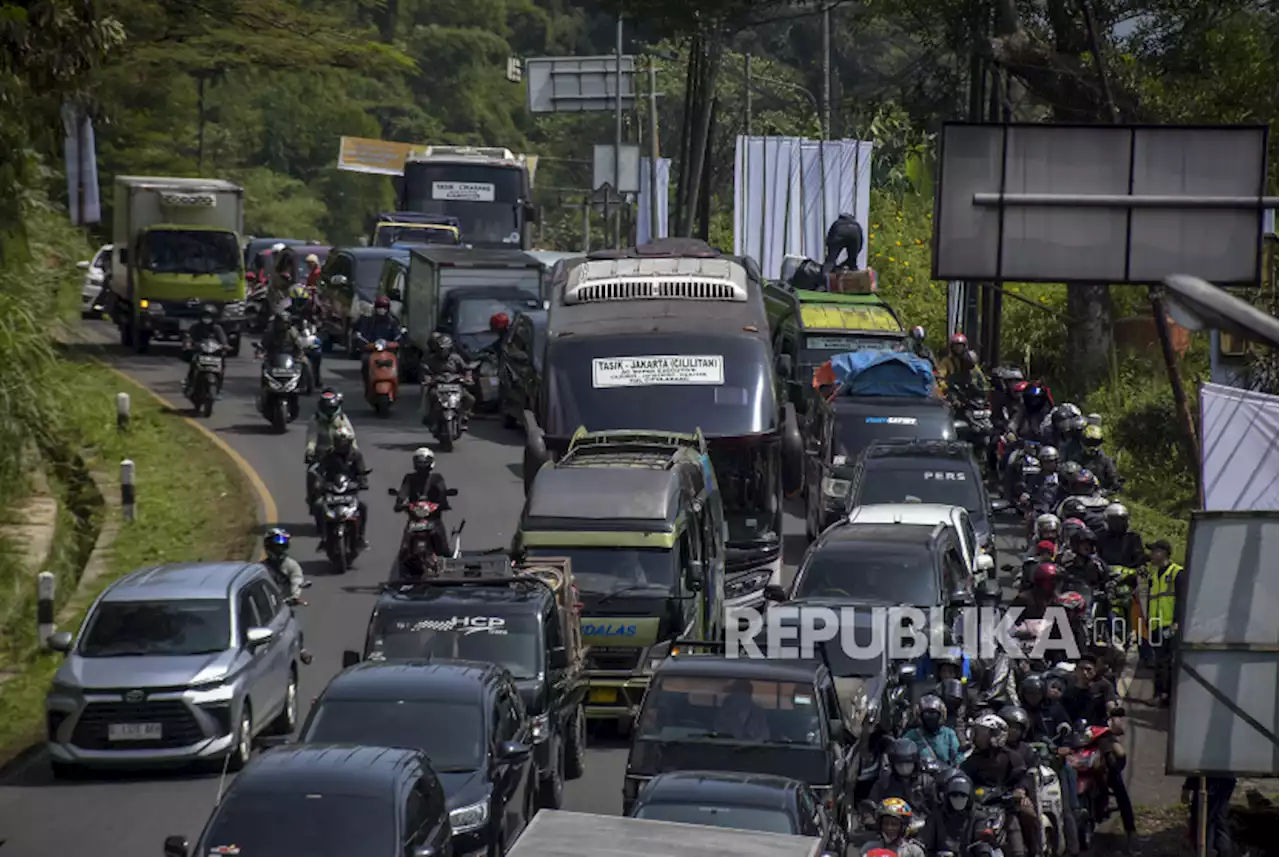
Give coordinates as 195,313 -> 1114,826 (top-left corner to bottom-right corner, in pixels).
1200,382 -> 1280,511
828,351 -> 936,398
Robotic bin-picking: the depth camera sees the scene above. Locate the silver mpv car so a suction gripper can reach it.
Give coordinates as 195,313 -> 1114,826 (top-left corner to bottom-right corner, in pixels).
45,561 -> 302,777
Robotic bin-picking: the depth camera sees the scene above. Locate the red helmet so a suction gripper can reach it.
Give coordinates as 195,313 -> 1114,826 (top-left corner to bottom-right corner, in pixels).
1033,562 -> 1059,590
1012,380 -> 1029,394
490,312 -> 511,333
374,295 -> 391,310
949,333 -> 968,348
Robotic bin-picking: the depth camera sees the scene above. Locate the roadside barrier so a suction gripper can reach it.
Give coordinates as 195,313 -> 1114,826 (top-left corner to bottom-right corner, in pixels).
121,459 -> 136,521
37,571 -> 55,646
116,391 -> 130,432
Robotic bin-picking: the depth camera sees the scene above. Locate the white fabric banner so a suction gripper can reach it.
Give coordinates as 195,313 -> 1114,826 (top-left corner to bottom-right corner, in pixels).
734,136 -> 873,278
62,104 -> 102,225
636,157 -> 671,245
1200,382 -> 1280,511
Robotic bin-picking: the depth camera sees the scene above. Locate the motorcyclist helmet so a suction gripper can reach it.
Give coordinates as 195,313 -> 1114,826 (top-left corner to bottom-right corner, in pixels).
289,285 -> 308,301
318,389 -> 343,419
199,304 -> 218,325
489,312 -> 511,333
1059,461 -> 1082,483
412,447 -> 435,472
1035,513 -> 1061,540
944,772 -> 974,813
998,705 -> 1030,741
1038,445 -> 1060,466
264,527 -> 290,558
910,325 -> 925,342
271,242 -> 286,253
1083,424 -> 1104,448
876,797 -> 913,839
1035,539 -> 1057,557
1033,562 -> 1059,592
934,646 -> 965,681
888,737 -> 920,778
960,349 -> 978,370
1019,673 -> 1045,707
374,295 -> 391,316
948,332 -> 968,354
938,678 -> 965,715
1022,383 -> 1047,410
918,694 -> 947,732
431,332 -> 454,354
1061,517 -> 1087,544
1068,469 -> 1096,496
1071,526 -> 1097,551
333,425 -> 355,452
1104,503 -> 1129,533
971,712 -> 1008,748
1055,590 -> 1087,615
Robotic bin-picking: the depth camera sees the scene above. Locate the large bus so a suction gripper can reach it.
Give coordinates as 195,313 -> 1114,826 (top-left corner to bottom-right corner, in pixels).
521,240 -> 805,609
400,146 -> 536,250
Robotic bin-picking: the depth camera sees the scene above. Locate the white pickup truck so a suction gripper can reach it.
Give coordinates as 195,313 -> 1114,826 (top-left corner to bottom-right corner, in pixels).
506,810 -> 827,857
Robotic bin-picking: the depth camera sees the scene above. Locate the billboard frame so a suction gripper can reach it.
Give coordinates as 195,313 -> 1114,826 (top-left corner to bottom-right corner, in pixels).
1166,509 -> 1279,778
931,121 -> 1273,286
525,55 -> 637,114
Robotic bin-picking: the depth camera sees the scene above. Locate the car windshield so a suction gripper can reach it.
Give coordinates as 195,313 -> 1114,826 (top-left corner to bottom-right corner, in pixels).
793,541 -> 939,604
456,296 -> 542,335
526,547 -> 674,596
637,676 -> 822,744
375,224 -> 459,247
78,599 -> 230,657
371,612 -> 541,679
634,802 -> 796,834
831,409 -> 952,462
856,464 -> 983,513
201,792 -> 393,857
303,699 -> 483,771
141,230 -> 240,276
353,256 -> 394,301
544,334 -> 778,437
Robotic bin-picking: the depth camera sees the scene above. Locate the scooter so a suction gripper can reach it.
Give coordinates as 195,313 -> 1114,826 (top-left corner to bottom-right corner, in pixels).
1027,742 -> 1068,856
254,344 -> 303,433
1064,714 -> 1123,850
363,337 -> 402,417
184,338 -> 224,418
422,368 -> 473,452
314,469 -> 365,574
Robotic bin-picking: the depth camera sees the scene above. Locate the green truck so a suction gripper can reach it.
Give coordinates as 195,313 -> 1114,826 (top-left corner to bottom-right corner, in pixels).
106,176 -> 248,354
513,428 -> 727,733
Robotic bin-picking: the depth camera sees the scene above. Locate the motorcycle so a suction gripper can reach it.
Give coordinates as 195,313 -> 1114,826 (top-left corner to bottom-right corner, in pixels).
967,787 -> 1019,857
386,487 -> 467,580
298,320 -> 322,395
423,366 -> 475,452
472,346 -> 501,412
255,345 -> 303,433
1063,715 -> 1123,850
313,469 -> 365,574
952,394 -> 995,469
184,338 -> 224,418
1027,742 -> 1068,856
362,336 -> 402,417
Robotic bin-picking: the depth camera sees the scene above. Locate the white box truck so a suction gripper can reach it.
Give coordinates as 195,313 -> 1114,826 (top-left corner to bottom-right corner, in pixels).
506,811 -> 828,857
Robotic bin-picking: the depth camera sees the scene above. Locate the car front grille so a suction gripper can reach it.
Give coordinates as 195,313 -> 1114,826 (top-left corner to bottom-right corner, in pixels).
70,700 -> 206,750
586,647 -> 642,672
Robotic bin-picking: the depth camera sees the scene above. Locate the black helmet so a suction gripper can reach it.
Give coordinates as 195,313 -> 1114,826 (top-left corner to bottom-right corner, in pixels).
999,705 -> 1030,736
944,771 -> 974,812
264,527 -> 290,556
201,304 -> 218,320
1060,497 -> 1087,519
887,737 -> 920,777
1022,383 -> 1048,410
938,678 -> 965,710
1019,673 -> 1046,704
918,693 -> 946,731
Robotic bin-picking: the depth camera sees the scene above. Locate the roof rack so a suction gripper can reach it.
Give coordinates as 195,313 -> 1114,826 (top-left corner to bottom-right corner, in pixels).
562,256 -> 749,305
560,427 -> 707,469
864,439 -> 972,460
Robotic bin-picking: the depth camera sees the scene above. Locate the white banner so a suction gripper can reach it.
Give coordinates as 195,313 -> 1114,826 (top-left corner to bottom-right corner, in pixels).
432,181 -> 495,202
733,136 -> 873,279
1200,382 -> 1280,511
592,355 -> 724,388
636,157 -> 671,245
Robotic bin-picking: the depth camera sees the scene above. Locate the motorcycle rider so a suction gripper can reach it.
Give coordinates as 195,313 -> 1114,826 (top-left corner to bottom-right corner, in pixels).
870,738 -> 936,812
904,695 -> 962,766
943,349 -> 990,403
859,798 -> 927,857
261,528 -> 313,665
960,713 -> 1036,857
1020,675 -> 1082,850
1019,445 -> 1063,516
1010,382 -> 1054,444
288,284 -> 320,324
1059,527 -> 1111,593
305,390 -> 358,504
354,295 -> 403,387
394,447 -> 454,561
937,678 -> 967,734
182,304 -> 229,399
1011,561 -> 1061,622
935,333 -> 973,383
422,332 -> 475,427
907,325 -> 935,363
1001,705 -> 1074,855
1049,403 -> 1087,460
311,425 -> 370,550
304,253 -> 323,293
261,311 -> 307,360
1063,652 -> 1137,844
1033,513 -> 1061,549
919,772 -> 977,856
1079,424 -> 1121,491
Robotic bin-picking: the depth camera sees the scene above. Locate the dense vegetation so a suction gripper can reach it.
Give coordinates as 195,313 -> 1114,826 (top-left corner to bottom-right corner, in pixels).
1,0 -> 1276,547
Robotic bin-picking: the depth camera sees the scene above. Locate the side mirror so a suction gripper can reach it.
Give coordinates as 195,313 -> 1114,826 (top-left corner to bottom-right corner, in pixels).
979,577 -> 1002,601
245,627 -> 274,649
1056,722 -> 1072,738
827,718 -> 845,739
387,487 -> 399,497
1111,706 -> 1126,719
776,353 -> 794,378
948,588 -> 975,607
975,554 -> 995,576
162,836 -> 189,857
77,260 -> 90,270
342,650 -> 360,668
763,583 -> 788,603
548,646 -> 569,670
896,663 -> 918,683
524,201 -> 538,223
118,248 -> 129,264
329,274 -> 348,287
388,288 -> 403,301
498,740 -> 532,762
990,498 -> 1012,513
685,560 -> 704,592
446,488 -> 459,497
781,403 -> 804,495
46,631 -> 73,653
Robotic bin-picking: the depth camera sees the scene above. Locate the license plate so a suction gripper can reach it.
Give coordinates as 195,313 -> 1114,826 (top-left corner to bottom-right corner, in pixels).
438,384 -> 461,393
108,723 -> 162,741
408,521 -> 430,531
588,687 -> 618,704
326,494 -> 350,504
197,356 -> 221,367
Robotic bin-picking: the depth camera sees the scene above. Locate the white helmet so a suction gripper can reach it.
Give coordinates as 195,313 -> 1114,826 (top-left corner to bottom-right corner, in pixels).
334,425 -> 355,445
973,713 -> 1008,747
1035,513 -> 1061,538
413,447 -> 435,469
271,242 -> 286,253
1104,503 -> 1128,521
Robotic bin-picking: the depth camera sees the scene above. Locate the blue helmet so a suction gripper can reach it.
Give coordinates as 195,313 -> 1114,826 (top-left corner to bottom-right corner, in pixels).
264,527 -> 290,555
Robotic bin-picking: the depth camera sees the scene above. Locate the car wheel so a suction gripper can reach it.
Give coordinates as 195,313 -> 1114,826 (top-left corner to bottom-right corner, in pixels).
537,739 -> 565,809
227,704 -> 253,771
268,669 -> 298,735
564,705 -> 586,780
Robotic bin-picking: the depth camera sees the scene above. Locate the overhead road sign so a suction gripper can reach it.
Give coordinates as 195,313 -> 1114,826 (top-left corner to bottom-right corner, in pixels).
526,55 -> 636,113
932,123 -> 1273,285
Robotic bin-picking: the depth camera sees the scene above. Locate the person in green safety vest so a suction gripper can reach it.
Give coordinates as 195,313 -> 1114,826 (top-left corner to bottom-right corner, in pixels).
1146,538 -> 1183,706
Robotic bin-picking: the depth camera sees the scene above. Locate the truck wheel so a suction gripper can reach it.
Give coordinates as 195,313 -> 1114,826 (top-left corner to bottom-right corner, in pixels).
564,705 -> 586,780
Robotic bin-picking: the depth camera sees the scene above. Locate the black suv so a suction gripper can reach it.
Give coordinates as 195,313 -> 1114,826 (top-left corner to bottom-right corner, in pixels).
844,439 -> 1003,558
623,648 -> 859,839
343,554 -> 587,808
163,744 -> 451,857
299,660 -> 536,857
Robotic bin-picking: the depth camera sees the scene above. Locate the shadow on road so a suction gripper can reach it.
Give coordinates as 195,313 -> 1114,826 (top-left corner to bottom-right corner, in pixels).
783,533 -> 809,568
467,417 -> 522,448
0,744 -> 219,789
221,423 -> 284,436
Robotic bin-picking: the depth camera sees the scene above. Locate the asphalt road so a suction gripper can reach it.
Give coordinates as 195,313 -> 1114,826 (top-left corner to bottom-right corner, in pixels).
0,319 -> 1180,855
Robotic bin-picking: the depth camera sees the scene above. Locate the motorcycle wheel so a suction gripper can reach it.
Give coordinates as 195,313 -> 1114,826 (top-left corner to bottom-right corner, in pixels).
439,417 -> 455,452
328,530 -> 349,574
374,393 -> 390,418
201,389 -> 214,419
300,365 -> 313,396
271,398 -> 288,434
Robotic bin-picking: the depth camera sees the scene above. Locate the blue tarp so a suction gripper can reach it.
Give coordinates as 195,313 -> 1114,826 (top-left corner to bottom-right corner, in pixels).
830,351 -> 935,398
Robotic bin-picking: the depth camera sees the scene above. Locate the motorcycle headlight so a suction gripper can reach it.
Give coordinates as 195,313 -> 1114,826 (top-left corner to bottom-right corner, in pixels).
530,713 -> 550,743
725,569 -> 772,600
449,799 -> 489,834
820,476 -> 851,498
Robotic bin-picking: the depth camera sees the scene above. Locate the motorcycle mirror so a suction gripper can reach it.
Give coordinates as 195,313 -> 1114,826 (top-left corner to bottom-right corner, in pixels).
446,488 -> 459,496
1056,722 -> 1072,737
386,488 -> 398,497
1111,706 -> 1126,718
301,580 -> 313,589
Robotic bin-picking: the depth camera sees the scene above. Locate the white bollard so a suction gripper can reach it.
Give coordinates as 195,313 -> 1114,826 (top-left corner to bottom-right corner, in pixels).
37,571 -> 55,646
116,392 -> 131,432
121,459 -> 136,521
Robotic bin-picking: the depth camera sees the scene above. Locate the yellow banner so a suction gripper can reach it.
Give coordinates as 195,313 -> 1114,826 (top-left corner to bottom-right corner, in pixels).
799,303 -> 902,332
337,136 -> 539,185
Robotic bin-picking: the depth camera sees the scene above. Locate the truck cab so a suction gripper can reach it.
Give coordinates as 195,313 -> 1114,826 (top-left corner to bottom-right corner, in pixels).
513,428 -> 727,734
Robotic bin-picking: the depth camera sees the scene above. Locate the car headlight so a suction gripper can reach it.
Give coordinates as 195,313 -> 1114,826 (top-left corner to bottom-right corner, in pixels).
187,682 -> 236,704
821,476 -> 851,498
530,713 -> 550,743
725,569 -> 772,600
450,799 -> 489,834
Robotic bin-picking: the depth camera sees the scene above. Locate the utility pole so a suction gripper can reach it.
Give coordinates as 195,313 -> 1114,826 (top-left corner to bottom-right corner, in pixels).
613,15 -> 624,247
744,53 -> 752,135
648,58 -> 660,243
197,76 -> 206,175
821,6 -> 831,139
